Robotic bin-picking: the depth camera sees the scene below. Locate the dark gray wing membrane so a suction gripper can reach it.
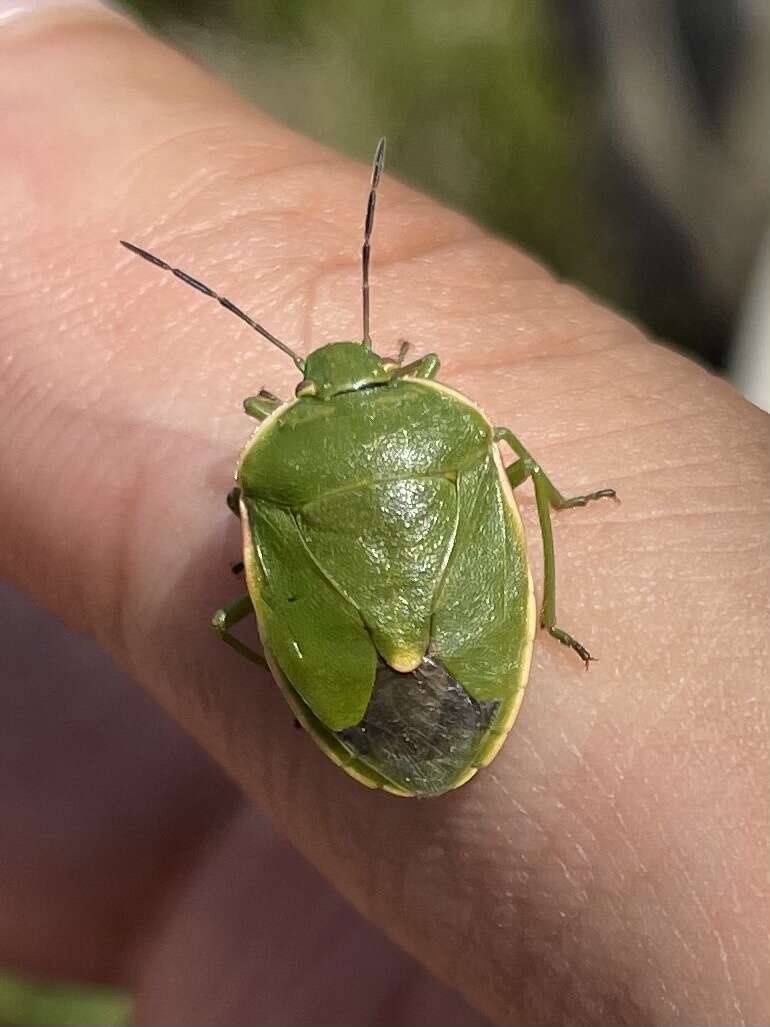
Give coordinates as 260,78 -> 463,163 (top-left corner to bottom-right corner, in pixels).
336,657 -> 499,796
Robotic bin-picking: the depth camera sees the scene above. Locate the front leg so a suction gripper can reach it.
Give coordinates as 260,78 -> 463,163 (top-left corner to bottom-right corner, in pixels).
495,426 -> 616,666
396,353 -> 440,380
244,392 -> 282,420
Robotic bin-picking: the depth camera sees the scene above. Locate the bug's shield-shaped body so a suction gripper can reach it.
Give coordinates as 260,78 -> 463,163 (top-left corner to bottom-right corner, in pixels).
239,378 -> 535,797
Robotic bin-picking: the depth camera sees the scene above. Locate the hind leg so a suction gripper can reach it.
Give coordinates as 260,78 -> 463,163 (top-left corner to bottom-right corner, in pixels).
495,427 -> 616,666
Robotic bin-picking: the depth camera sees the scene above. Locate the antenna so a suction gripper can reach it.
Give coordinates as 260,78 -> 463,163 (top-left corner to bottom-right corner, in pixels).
119,241 -> 305,371
362,137 -> 386,348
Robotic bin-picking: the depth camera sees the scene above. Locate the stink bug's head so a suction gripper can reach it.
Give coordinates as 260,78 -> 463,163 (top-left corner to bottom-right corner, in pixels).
295,138 -> 395,401
295,341 -> 393,399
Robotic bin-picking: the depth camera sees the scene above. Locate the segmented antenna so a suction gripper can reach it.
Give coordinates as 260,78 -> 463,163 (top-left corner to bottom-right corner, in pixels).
362,137 -> 386,348
119,241 -> 305,371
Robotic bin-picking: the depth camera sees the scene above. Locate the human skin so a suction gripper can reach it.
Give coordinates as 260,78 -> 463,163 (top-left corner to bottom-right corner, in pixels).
0,7 -> 768,1026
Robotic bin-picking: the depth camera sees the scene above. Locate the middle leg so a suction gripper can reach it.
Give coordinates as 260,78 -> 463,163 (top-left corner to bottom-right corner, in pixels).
211,593 -> 267,668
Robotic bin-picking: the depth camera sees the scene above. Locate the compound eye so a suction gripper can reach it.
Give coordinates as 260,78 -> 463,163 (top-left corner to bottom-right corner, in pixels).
295,379 -> 317,397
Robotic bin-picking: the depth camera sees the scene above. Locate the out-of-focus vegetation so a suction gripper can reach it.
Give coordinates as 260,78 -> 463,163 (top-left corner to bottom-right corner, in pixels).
121,0 -> 769,371
0,972 -> 130,1026
128,0 -> 619,323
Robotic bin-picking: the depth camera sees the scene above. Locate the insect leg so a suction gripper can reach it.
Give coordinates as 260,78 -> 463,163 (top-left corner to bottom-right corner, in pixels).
504,459 -> 529,489
211,594 -> 267,668
395,353 -> 440,380
226,490 -> 245,573
227,487 -> 241,517
244,395 -> 280,420
495,427 -> 616,667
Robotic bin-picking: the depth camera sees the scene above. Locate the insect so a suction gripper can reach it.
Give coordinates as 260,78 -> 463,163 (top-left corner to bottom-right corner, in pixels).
121,139 -> 615,797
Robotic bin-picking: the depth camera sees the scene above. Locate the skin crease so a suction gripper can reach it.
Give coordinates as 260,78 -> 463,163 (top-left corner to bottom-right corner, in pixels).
0,10 -> 768,1026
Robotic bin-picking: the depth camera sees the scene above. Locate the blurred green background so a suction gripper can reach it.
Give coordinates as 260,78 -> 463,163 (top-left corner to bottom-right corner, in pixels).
136,0 -> 606,291
126,0 -> 769,372
0,972 -> 129,1027
4,2 -> 767,1023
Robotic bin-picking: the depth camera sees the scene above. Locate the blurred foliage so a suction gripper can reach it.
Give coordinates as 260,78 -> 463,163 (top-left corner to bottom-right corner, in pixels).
116,0 -> 770,371
0,971 -> 130,1026
126,0 -> 619,300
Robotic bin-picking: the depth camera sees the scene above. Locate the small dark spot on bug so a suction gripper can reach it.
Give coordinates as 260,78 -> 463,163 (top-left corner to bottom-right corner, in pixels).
287,596 -> 298,603
338,723 -> 370,753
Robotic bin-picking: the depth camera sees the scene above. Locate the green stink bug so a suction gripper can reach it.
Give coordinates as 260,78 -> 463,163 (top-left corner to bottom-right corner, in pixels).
121,139 -> 614,797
